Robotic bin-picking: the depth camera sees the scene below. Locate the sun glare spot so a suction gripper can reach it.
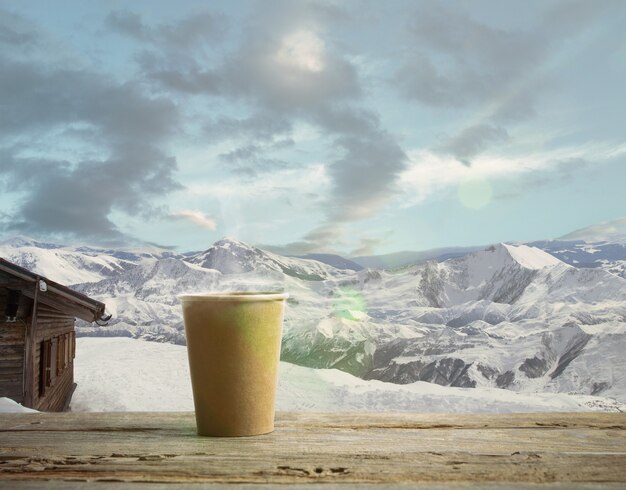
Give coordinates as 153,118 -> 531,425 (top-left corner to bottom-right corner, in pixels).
457,176 -> 492,209
275,30 -> 325,73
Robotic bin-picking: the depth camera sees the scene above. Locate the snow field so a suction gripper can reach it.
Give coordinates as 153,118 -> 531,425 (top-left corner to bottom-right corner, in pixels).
70,338 -> 625,413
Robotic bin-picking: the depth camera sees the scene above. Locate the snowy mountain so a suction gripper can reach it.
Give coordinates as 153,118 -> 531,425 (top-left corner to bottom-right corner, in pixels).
186,237 -> 351,280
282,243 -> 626,399
354,239 -> 626,280
0,236 -> 177,284
2,235 -> 626,405
529,239 -> 626,279
352,245 -> 484,269
296,253 -> 363,271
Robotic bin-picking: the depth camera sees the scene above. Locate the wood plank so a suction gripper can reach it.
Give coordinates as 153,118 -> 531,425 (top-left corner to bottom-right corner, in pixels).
0,359 -> 23,369
0,349 -> 25,363
0,383 -> 22,399
0,412 -> 624,485
0,281 -> 30,288
0,374 -> 23,384
0,343 -> 25,356
0,370 -> 24,379
2,411 -> 623,432
35,368 -> 73,412
36,310 -> 74,320
33,321 -> 74,328
0,370 -> 23,380
20,289 -> 97,323
33,316 -> 74,322
0,327 -> 26,343
33,320 -> 74,326
4,483 -> 626,490
33,325 -> 74,340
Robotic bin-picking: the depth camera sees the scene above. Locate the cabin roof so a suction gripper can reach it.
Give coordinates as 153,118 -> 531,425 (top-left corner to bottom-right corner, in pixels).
0,257 -> 108,323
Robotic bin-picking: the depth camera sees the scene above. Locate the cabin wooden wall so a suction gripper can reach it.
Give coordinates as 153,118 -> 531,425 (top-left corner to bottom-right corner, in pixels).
1,285 -> 77,412
0,287 -> 30,404
31,304 -> 76,412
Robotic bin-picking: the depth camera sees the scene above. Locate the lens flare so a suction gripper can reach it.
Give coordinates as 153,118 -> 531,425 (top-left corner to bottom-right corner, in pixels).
457,176 -> 492,209
332,287 -> 367,321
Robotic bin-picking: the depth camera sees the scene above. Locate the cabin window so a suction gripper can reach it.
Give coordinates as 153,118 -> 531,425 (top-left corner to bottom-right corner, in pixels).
70,331 -> 76,360
39,339 -> 52,395
55,336 -> 60,376
50,338 -> 57,383
56,334 -> 71,375
65,333 -> 72,367
56,335 -> 63,376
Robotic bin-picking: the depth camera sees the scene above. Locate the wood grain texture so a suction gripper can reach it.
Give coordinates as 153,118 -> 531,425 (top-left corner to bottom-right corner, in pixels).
0,412 -> 626,488
0,412 -> 624,487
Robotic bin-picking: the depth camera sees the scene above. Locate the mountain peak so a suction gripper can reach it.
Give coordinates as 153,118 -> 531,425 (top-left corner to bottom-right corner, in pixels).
186,237 -> 264,274
212,236 -> 255,250
476,243 -> 562,270
500,243 -> 562,270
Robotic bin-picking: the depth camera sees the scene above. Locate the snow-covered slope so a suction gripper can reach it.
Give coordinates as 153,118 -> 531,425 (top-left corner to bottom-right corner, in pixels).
70,338 -> 624,413
296,253 -> 363,271
0,397 -> 38,413
0,236 -> 175,284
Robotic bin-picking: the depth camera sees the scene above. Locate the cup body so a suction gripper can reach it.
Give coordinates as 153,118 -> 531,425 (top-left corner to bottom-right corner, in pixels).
180,292 -> 288,436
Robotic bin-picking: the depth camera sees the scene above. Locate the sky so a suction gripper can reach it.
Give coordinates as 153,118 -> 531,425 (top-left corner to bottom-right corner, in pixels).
0,0 -> 625,256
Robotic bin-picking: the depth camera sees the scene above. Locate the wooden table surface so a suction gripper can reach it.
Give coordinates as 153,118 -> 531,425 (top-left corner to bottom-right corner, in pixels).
0,411 -> 625,489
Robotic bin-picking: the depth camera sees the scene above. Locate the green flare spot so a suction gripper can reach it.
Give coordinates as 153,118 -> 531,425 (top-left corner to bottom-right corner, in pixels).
332,287 -> 366,321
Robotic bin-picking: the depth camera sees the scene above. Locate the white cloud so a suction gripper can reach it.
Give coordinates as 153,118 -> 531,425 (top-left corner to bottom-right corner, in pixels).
399,141 -> 626,207
187,163 -> 330,199
169,210 -> 217,230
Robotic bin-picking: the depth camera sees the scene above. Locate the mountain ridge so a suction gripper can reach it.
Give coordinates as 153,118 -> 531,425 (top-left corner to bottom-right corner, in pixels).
2,235 -> 625,402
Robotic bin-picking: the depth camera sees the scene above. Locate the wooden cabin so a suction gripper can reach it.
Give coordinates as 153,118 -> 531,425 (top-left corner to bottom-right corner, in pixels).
0,258 -> 108,411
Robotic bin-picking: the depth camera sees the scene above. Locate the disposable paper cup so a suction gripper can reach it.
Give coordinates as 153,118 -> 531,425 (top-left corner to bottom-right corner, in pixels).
180,291 -> 288,437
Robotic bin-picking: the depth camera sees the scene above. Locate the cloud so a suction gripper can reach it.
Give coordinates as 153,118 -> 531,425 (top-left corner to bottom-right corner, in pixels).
125,1 -> 408,252
326,130 -> 407,221
436,124 -> 509,166
204,114 -> 292,143
396,1 -> 625,167
350,237 -> 386,257
262,223 -> 345,255
106,9 -> 225,49
140,27 -> 359,113
0,11 -> 181,244
394,1 -> 617,121
169,210 -> 217,230
217,139 -> 295,177
395,4 -> 543,120
399,141 -> 626,207
492,157 -> 592,200
263,226 -> 388,257
0,9 -> 39,49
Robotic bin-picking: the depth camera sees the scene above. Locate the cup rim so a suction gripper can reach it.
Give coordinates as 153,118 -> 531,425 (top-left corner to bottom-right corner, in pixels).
178,291 -> 289,302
